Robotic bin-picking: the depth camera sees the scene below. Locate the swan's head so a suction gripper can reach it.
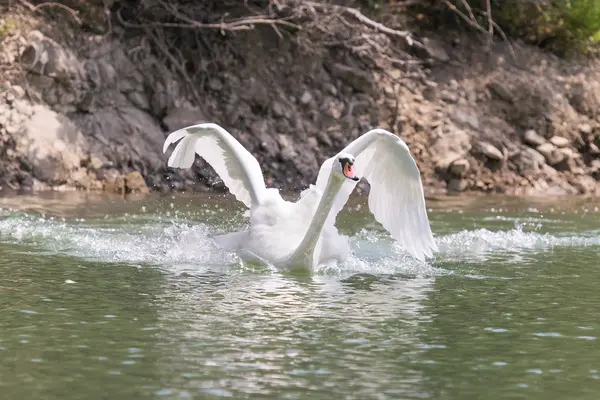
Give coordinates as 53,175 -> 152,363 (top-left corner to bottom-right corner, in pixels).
336,153 -> 359,181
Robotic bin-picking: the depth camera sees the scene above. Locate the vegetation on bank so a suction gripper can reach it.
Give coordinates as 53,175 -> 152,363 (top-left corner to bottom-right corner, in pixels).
431,0 -> 600,56
5,1 -> 600,58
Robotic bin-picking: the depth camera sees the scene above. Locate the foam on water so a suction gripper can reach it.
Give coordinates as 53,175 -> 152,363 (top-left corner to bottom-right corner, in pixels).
0,208 -> 598,276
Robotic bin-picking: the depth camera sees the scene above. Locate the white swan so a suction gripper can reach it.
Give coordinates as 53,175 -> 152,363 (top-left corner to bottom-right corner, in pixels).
163,122 -> 438,270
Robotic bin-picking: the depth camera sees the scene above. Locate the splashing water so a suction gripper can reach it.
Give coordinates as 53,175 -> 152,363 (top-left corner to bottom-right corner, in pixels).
0,197 -> 598,276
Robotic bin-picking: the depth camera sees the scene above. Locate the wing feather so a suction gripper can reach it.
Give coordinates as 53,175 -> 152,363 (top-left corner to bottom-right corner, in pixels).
163,123 -> 266,208
314,128 -> 437,261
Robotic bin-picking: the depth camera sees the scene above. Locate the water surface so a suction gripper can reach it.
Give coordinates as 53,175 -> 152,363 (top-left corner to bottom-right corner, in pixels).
0,192 -> 599,399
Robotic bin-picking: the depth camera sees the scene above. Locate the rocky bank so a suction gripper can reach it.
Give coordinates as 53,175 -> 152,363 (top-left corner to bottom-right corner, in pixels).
1,2 -> 600,197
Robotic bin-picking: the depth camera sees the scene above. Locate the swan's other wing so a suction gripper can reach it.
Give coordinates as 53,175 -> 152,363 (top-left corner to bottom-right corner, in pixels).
163,123 -> 266,208
316,129 -> 438,261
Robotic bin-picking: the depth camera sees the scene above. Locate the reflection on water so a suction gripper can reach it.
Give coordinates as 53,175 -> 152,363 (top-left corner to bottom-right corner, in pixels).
0,191 -> 599,399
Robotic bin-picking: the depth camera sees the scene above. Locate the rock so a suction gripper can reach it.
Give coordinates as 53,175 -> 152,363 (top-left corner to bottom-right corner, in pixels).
419,38 -> 450,62
272,101 -> 286,118
327,63 -> 374,93
20,30 -> 83,80
579,123 -> 593,135
127,91 -> 150,111
440,90 -> 458,104
15,105 -> 88,183
300,91 -> 313,105
208,78 -> 223,91
103,174 -> 125,193
449,158 -> 470,177
549,136 -> 569,148
450,107 -> 479,130
162,106 -> 206,132
447,178 -> 467,193
487,81 -> 514,103
423,81 -> 438,101
518,147 -> 546,173
125,171 -> 149,193
10,85 -> 25,99
277,134 -> 296,160
430,128 -> 471,170
523,129 -> 546,146
589,142 -> 600,156
477,141 -> 504,160
572,175 -> 598,194
536,142 -> 565,165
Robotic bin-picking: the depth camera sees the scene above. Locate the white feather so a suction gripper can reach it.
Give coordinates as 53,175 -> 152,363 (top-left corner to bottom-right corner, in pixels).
163,123 -> 266,208
163,123 -> 437,269
313,129 -> 438,261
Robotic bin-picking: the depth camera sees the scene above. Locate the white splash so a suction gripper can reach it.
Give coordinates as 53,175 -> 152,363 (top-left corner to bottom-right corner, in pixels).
0,209 -> 598,275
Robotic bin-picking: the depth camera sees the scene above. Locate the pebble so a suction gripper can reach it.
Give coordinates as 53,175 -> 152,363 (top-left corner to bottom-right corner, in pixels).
523,129 -> 546,146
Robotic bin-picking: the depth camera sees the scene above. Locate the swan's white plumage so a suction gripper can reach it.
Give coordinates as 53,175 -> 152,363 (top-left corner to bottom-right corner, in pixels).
163,123 -> 437,268
163,123 -> 265,208
313,129 -> 438,261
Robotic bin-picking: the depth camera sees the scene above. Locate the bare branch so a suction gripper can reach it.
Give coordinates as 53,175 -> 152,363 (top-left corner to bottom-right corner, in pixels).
18,0 -> 82,24
304,1 -> 423,48
442,0 -> 488,36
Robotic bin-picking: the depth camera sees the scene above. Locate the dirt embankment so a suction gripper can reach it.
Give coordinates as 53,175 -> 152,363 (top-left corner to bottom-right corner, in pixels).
1,1 -> 599,197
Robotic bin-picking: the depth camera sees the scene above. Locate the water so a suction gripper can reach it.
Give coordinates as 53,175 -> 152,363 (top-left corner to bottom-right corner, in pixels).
0,192 -> 599,399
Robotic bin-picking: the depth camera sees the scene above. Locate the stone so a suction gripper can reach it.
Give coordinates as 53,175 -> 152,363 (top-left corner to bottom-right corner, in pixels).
20,30 -> 83,80
477,141 -> 504,160
419,38 -> 450,62
327,63 -> 374,93
13,100 -> 33,117
272,101 -> 286,118
449,158 -> 470,177
579,123 -> 593,134
536,142 -> 565,165
549,136 -> 569,148
127,91 -> 150,111
447,178 -> 467,193
523,129 -> 546,146
487,81 -> 514,103
103,174 -> 125,193
300,91 -> 313,105
423,81 -> 438,101
208,78 -> 223,91
15,105 -> 88,183
10,85 -> 25,99
589,142 -> 600,156
518,147 -> 546,173
430,128 -> 471,170
572,175 -> 598,194
125,171 -> 149,193
440,90 -> 458,104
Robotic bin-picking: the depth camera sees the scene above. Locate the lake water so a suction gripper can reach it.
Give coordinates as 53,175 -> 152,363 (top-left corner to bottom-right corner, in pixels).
0,192 -> 599,399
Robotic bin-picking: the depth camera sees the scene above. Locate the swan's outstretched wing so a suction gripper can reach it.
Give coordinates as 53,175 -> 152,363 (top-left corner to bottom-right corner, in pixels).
315,129 -> 438,261
163,123 -> 266,208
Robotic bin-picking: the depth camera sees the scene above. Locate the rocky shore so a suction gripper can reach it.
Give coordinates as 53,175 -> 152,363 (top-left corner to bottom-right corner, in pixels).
1,3 -> 599,197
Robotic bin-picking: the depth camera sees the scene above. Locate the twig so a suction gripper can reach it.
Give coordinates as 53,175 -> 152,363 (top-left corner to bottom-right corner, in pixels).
457,0 -> 477,23
304,1 -> 423,48
117,4 -> 299,33
144,26 -> 201,104
18,0 -> 82,24
485,0 -> 493,48
442,0 -> 488,36
474,10 -> 517,61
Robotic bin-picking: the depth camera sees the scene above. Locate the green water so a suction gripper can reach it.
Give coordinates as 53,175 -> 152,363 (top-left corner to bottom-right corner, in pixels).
0,192 -> 599,399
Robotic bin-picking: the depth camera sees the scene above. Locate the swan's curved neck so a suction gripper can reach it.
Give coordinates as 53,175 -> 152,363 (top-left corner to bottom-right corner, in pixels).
287,172 -> 345,267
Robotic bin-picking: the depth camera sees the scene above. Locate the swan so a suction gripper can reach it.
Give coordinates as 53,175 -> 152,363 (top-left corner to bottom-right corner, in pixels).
163,122 -> 438,271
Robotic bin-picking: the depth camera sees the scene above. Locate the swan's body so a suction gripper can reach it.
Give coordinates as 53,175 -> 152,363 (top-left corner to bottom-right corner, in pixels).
163,123 -> 438,270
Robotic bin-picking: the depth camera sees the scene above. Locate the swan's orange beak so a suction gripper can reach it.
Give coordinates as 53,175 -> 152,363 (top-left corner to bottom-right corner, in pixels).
343,162 -> 359,181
